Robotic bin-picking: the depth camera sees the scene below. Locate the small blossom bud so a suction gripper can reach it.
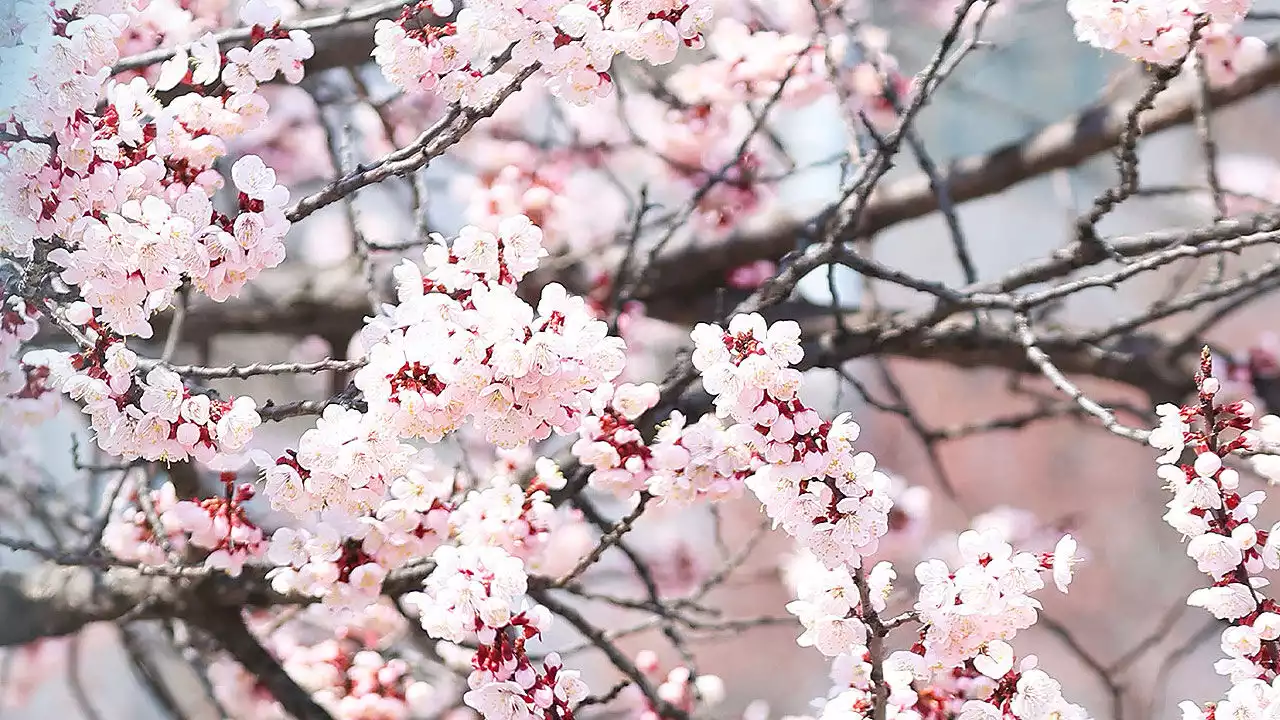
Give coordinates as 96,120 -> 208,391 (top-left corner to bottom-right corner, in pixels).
1194,452 -> 1223,478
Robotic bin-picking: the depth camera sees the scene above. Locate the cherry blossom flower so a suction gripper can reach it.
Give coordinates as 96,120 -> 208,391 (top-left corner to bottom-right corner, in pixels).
1069,0 -> 1262,83
373,0 -> 713,105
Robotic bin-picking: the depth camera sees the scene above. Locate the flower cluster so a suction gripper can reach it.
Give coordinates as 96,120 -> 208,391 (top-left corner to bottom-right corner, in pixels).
449,474 -> 561,558
772,516 -> 1087,720
793,635 -> 1090,720
2,0 -> 309,339
783,638 -> 1092,720
25,331 -> 260,463
1068,0 -> 1264,81
1153,351 -> 1280,685
280,639 -> 437,720
158,1 -> 314,94
407,543 -> 533,643
667,19 -> 842,109
373,0 -> 713,106
691,314 -> 896,570
404,544 -> 591,720
208,609 -> 440,720
644,410 -> 753,504
1,1 -> 123,258
0,298 -> 59,459
618,650 -> 725,720
103,474 -> 266,574
103,479 -> 186,566
457,450 -> 592,578
357,215 -> 626,449
0,0 -> 125,141
258,405 -> 420,519
954,665 -> 1092,720
261,442 -> 568,616
464,651 -> 589,720
1181,677 -> 1280,720
912,529 -> 1077,670
253,216 -> 623,615
260,441 -> 447,609
572,381 -> 752,504
1185,338 -> 1280,483
115,0 -> 227,81
782,550 -> 895,657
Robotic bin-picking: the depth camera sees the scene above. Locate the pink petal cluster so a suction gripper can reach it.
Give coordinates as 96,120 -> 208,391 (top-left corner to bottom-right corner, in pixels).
373,0 -> 713,106
449,476 -> 562,557
770,496 -> 1087,720
0,300 -> 60,459
403,544 -> 590,720
258,405 -> 420,518
25,333 -> 260,463
1181,677 -> 1280,720
1068,0 -> 1264,80
259,441 -> 448,609
282,641 -> 437,720
357,215 -> 626,448
780,626 -> 1088,720
405,543 -> 535,643
774,535 -> 1085,720
209,619 -> 440,720
572,381 -> 753,504
463,651 -> 589,720
686,313 -> 896,570
912,529 -> 1076,670
1,0 -> 311,338
614,651 -> 725,720
258,435 -> 569,609
953,666 -> 1091,720
782,551 -> 889,657
668,19 -> 844,108
103,474 -> 267,574
114,0 -> 226,80
787,644 -> 1089,720
0,0 -> 128,259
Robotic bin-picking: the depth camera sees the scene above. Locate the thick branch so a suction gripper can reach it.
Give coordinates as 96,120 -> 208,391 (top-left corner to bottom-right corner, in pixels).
0,565 -> 187,648
630,50 -> 1280,308
157,260 -> 376,340
0,561 -> 434,648
195,609 -> 336,720
800,309 -> 1198,404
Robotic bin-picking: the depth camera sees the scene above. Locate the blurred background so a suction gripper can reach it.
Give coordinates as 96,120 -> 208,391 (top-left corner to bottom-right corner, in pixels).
11,0 -> 1280,718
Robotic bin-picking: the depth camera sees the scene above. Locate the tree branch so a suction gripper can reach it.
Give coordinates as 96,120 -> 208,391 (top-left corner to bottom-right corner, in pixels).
629,49 -> 1280,310
160,50 -> 1280,341
111,0 -> 428,75
0,560 -> 434,648
194,609 -> 336,720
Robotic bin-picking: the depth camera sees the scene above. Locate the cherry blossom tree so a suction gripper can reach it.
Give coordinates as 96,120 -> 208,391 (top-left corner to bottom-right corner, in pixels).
6,0 -> 1280,719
